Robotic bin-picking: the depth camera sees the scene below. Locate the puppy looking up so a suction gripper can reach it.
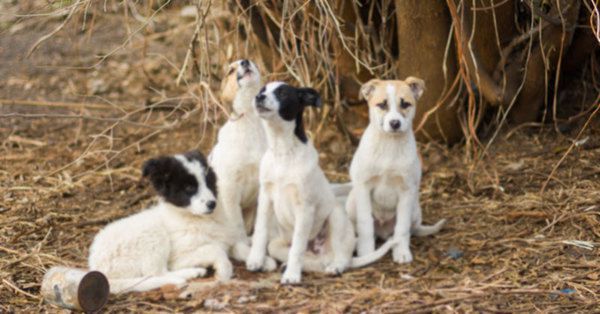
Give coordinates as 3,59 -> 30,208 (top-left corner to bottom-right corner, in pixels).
246,82 -> 396,284
210,59 -> 265,239
89,150 -> 275,293
346,77 -> 446,264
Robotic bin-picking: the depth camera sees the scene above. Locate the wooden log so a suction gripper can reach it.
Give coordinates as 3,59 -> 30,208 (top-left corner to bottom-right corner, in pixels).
41,267 -> 109,313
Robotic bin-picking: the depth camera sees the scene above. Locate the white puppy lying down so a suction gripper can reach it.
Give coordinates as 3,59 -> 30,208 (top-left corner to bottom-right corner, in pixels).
209,59 -> 265,239
246,82 -> 396,284
346,77 -> 446,264
89,151 -> 275,294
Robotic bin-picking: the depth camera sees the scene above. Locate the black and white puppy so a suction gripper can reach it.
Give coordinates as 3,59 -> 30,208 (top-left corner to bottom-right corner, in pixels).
246,82 -> 396,284
89,150 -> 275,294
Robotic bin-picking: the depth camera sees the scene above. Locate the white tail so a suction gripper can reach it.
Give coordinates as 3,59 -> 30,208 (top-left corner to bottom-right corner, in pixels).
412,219 -> 446,237
351,238 -> 398,268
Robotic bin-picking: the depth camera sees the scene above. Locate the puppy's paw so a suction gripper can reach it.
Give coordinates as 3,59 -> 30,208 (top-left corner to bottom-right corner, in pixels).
216,262 -> 233,282
280,270 -> 301,285
392,245 -> 413,264
325,262 -> 347,276
262,256 -> 277,272
246,253 -> 264,272
177,268 -> 207,280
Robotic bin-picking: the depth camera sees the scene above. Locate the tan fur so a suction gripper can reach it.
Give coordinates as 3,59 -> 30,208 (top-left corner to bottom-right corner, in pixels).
220,63 -> 240,111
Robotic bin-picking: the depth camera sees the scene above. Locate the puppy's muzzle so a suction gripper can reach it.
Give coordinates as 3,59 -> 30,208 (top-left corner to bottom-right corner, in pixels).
206,200 -> 216,213
389,119 -> 401,131
255,94 -> 270,113
237,59 -> 254,80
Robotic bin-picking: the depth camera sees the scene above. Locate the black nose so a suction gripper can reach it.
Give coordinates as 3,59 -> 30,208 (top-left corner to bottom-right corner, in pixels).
390,120 -> 401,130
255,94 -> 266,102
240,59 -> 249,68
206,200 -> 216,211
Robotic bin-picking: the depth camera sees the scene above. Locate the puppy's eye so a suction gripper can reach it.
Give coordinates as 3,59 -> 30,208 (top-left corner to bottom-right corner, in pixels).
227,68 -> 235,75
377,100 -> 388,110
184,185 -> 196,194
400,100 -> 411,109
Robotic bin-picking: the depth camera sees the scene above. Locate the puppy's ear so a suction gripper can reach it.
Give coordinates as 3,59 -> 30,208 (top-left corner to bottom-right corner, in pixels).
142,158 -> 158,178
359,79 -> 379,101
298,88 -> 322,108
405,76 -> 425,100
142,157 -> 169,194
183,150 -> 207,167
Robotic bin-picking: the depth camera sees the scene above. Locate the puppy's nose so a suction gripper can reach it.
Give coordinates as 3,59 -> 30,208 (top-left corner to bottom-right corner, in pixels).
206,200 -> 216,211
240,59 -> 249,68
255,94 -> 266,102
390,120 -> 401,130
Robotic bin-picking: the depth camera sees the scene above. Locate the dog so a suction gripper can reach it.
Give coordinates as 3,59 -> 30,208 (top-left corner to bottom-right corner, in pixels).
209,59 -> 265,239
245,82 -> 396,284
88,150 -> 275,293
345,77 -> 446,264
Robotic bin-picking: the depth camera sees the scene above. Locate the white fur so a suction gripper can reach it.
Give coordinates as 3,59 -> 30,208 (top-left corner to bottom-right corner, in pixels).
209,60 -> 266,239
347,79 -> 445,264
246,83 -> 395,284
89,154 -> 275,294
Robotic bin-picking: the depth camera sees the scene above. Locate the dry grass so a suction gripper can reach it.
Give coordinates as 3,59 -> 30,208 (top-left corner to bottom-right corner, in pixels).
1,1 -> 599,312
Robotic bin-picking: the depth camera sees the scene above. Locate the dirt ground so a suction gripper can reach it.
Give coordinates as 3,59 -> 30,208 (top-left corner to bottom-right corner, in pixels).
1,2 -> 599,313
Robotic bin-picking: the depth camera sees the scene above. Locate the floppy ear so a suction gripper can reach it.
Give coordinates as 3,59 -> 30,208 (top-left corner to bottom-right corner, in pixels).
142,158 -> 158,178
298,88 -> 322,108
405,76 -> 425,100
142,157 -> 169,194
183,150 -> 207,167
359,79 -> 379,101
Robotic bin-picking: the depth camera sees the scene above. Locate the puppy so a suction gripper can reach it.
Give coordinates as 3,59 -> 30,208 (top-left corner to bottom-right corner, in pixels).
88,150 -> 275,294
345,77 -> 446,264
209,59 -> 265,239
245,82 -> 396,284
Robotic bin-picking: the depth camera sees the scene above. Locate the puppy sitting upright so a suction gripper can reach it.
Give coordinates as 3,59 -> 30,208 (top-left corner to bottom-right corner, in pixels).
210,59 -> 265,239
246,82 -> 396,284
346,77 -> 446,264
89,150 -> 275,293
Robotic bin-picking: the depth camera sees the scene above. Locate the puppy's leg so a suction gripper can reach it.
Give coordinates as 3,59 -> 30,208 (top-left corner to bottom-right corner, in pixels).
352,185 -> 376,256
392,187 -> 417,263
231,241 -> 276,271
324,207 -> 351,275
167,268 -> 207,280
281,207 -> 314,284
246,187 -> 272,271
220,183 -> 247,240
171,244 -> 233,281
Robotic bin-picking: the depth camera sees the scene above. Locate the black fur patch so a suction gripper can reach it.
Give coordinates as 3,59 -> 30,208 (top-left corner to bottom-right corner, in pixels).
142,150 -> 217,207
271,85 -> 321,143
183,150 -> 217,198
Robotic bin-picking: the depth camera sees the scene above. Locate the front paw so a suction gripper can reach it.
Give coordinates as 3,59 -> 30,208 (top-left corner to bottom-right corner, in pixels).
216,262 -> 233,282
392,244 -> 413,264
262,256 -> 277,272
280,269 -> 302,285
357,239 -> 375,256
325,261 -> 347,276
246,253 -> 264,272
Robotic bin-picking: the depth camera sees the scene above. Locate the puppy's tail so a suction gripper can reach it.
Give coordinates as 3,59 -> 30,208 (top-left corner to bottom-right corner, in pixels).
350,238 -> 398,268
108,276 -> 185,294
412,219 -> 446,237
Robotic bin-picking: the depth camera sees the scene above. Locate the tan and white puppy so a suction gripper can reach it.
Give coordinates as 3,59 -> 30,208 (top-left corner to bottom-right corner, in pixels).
346,77 -> 446,264
209,59 -> 265,239
246,82 -> 396,284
